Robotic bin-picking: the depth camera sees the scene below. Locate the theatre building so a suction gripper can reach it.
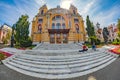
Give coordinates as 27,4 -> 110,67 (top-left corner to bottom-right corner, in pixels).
31,5 -> 86,44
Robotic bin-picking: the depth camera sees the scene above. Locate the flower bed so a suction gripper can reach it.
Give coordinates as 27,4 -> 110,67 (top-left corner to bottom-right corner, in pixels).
0,50 -> 13,57
109,46 -> 120,54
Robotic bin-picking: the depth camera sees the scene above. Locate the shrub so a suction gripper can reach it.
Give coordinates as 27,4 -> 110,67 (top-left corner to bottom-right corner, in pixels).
95,39 -> 101,45
90,36 -> 101,45
112,39 -> 120,45
0,53 -> 6,60
20,38 -> 32,47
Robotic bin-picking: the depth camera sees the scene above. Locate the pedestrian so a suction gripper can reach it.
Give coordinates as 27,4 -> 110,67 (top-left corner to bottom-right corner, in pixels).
92,42 -> 96,51
79,43 -> 88,52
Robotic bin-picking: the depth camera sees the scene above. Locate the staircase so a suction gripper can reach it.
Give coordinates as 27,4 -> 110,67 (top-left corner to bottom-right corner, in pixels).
2,44 -> 118,79
33,43 -> 82,50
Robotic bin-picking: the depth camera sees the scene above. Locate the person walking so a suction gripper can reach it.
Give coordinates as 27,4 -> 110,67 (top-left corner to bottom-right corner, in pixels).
92,42 -> 96,51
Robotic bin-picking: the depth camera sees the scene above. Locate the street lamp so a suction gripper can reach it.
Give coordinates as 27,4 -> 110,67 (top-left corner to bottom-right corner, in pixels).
11,24 -> 15,47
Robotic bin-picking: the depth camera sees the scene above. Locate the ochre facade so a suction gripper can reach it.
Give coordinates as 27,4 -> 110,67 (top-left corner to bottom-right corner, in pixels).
31,5 -> 86,44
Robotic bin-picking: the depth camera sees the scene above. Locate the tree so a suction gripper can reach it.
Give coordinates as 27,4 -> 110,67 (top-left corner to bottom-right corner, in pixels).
14,15 -> 32,47
86,15 -> 96,44
117,19 -> 120,39
102,27 -> 109,44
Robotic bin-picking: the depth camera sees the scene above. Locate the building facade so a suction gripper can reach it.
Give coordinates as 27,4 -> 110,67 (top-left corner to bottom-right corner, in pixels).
31,5 -> 86,44
107,24 -> 118,41
94,23 -> 104,42
0,24 -> 12,44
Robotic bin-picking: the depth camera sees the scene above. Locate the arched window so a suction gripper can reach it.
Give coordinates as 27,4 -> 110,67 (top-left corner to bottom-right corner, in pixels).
75,24 -> 79,33
51,15 -> 65,29
38,19 -> 43,23
52,23 -> 55,29
62,17 -> 65,21
38,24 -> 42,33
41,10 -> 44,15
62,23 -> 65,29
56,23 -> 61,29
73,10 -> 76,14
56,15 -> 61,20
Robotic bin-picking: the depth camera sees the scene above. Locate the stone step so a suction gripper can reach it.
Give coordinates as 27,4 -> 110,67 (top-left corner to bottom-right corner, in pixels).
10,54 -> 112,69
6,55 -> 114,74
22,49 -> 101,56
3,57 -> 116,79
13,53 -> 109,65
34,43 -> 81,50
16,50 -> 107,60
15,52 -> 109,62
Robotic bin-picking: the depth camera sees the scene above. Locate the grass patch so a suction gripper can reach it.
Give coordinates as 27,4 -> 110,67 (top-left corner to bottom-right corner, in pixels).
14,45 -> 36,50
0,53 -> 6,60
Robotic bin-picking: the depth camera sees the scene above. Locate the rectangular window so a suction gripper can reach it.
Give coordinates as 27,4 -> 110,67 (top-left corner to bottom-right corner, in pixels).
74,19 -> 79,23
38,19 -> 43,23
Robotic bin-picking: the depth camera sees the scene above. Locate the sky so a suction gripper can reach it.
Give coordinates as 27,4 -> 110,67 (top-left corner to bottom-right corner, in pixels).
0,0 -> 120,28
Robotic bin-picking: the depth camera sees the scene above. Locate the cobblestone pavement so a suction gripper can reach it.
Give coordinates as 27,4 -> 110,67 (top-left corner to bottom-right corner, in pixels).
0,57 -> 120,80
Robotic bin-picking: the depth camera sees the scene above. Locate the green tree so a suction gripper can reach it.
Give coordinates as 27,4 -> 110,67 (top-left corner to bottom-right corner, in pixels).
14,15 -> 32,47
86,15 -> 96,44
102,27 -> 109,44
117,19 -> 120,39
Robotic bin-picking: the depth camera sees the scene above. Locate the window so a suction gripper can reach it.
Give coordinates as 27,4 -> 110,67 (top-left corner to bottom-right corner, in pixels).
74,19 -> 79,23
41,10 -> 44,15
52,23 -> 55,29
38,19 -> 43,23
62,17 -> 65,21
75,24 -> 79,33
73,10 -> 76,14
56,15 -> 61,20
38,24 -> 42,33
52,15 -> 65,29
69,21 -> 71,28
56,23 -> 61,29
62,23 -> 65,29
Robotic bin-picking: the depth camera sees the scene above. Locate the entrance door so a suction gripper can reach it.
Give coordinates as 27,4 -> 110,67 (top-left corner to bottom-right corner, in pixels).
63,34 -> 68,43
56,34 -> 61,43
50,34 -> 55,43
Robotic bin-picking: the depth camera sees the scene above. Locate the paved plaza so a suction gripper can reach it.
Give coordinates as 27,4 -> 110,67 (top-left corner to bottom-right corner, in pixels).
0,43 -> 119,80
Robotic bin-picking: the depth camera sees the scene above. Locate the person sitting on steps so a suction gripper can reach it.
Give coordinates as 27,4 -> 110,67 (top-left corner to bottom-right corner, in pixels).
79,43 -> 88,52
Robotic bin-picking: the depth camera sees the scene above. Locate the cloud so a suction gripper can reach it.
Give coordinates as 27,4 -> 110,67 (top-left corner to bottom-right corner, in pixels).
34,0 -> 46,6
81,0 -> 95,15
60,0 -> 73,9
0,0 -> 42,25
72,0 -> 120,28
91,5 -> 120,28
0,0 -> 120,31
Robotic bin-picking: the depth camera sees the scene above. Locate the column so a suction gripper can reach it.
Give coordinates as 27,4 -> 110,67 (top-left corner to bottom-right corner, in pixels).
55,33 -> 56,44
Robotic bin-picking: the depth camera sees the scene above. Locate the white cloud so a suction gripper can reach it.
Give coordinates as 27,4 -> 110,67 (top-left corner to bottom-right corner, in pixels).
60,0 -> 73,9
81,0 -> 95,15
0,0 -> 120,32
34,0 -> 46,6
72,0 -> 120,28
92,5 -> 120,28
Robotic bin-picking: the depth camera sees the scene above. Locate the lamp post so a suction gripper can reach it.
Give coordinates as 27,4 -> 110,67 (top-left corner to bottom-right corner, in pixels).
11,24 -> 15,47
